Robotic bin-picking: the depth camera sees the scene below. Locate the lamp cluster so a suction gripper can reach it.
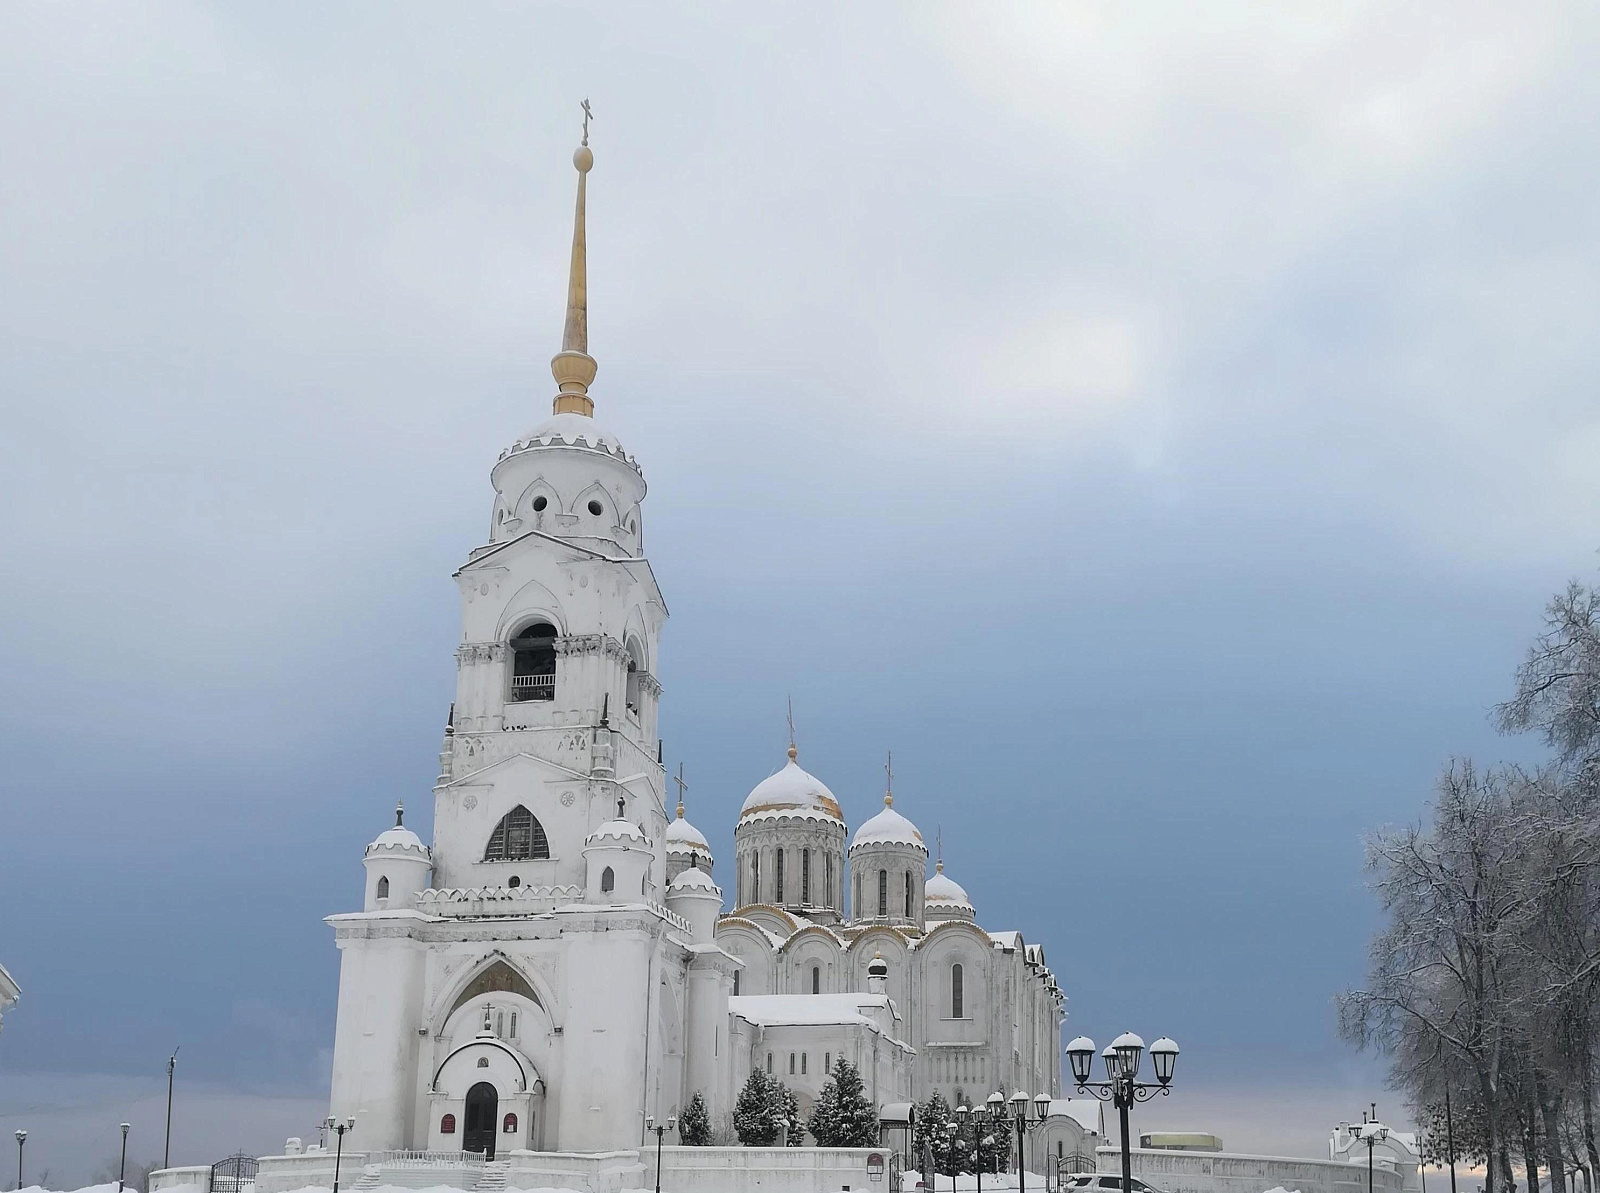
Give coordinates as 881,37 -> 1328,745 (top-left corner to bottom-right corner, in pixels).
1066,1031 -> 1179,1087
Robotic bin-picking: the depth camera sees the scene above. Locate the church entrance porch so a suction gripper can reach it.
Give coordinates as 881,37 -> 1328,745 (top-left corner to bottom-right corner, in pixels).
462,1082 -> 499,1158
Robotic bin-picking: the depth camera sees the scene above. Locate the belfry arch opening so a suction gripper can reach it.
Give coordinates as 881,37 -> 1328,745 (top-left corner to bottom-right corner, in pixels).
508,621 -> 557,702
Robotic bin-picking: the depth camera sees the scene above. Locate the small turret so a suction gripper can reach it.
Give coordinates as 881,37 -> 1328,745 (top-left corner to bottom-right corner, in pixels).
664,866 -> 723,942
363,801 -> 432,910
582,795 -> 653,903
867,951 -> 889,995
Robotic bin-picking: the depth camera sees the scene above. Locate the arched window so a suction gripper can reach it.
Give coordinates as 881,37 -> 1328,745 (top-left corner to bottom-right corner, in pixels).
752,853 -> 760,903
801,1053 -> 808,1074
789,1052 -> 796,1075
484,806 -> 549,861
624,639 -> 645,718
825,1052 -> 831,1074
440,1113 -> 456,1134
825,855 -> 833,908
509,622 -> 557,702
375,875 -> 389,900
811,965 -> 821,995
766,1052 -> 772,1074
775,849 -> 785,904
801,849 -> 811,904
905,871 -> 913,918
503,1113 -> 518,1134
733,971 -> 741,996
600,866 -> 615,893
951,963 -> 965,1019
878,869 -> 888,918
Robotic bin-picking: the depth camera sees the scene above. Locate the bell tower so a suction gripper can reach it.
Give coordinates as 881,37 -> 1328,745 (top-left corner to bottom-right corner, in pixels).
430,121 -> 668,894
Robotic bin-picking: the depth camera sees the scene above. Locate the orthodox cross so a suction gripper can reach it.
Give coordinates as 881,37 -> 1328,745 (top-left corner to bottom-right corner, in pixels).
786,696 -> 797,755
885,750 -> 893,798
673,762 -> 688,814
936,825 -> 943,867
581,98 -> 593,147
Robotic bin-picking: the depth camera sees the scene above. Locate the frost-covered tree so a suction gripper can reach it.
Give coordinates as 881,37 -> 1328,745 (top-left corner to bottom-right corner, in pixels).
914,1090 -> 960,1176
1498,578 -> 1600,780
778,1080 -> 803,1145
678,1091 -> 712,1146
734,1070 -> 782,1146
808,1058 -> 880,1147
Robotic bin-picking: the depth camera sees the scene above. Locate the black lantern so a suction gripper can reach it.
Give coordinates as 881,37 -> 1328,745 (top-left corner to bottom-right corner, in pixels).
1067,1036 -> 1096,1085
1150,1037 -> 1179,1086
1111,1031 -> 1145,1080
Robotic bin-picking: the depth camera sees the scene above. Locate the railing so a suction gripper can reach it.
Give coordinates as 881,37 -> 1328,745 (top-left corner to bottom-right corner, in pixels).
418,885 -> 583,917
365,1151 -> 485,1168
510,674 -> 555,701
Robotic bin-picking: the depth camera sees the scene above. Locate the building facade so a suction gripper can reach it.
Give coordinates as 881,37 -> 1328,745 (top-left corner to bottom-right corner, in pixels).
323,134 -> 1064,1157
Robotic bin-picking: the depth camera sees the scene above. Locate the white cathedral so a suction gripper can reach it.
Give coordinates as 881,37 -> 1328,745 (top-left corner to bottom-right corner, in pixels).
324,133 -> 1066,1160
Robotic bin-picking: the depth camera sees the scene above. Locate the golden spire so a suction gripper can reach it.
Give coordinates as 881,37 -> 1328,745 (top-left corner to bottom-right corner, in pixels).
552,99 -> 597,417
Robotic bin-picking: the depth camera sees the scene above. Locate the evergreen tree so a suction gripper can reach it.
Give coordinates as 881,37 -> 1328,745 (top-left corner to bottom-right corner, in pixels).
734,1070 -> 781,1146
913,1090 -> 960,1176
678,1091 -> 712,1147
808,1058 -> 881,1147
777,1080 -> 804,1145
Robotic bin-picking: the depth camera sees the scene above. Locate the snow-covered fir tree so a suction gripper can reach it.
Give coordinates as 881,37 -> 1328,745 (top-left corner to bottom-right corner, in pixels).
807,1058 -> 880,1147
678,1092 -> 712,1147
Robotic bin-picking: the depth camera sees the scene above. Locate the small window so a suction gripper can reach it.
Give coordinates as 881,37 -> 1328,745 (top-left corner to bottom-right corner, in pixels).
531,495 -> 548,513
503,1113 -> 518,1134
801,849 -> 811,904
507,875 -> 520,888
477,1056 -> 489,1068
811,965 -> 820,995
878,869 -> 888,918
440,1114 -> 456,1135
766,1052 -> 772,1074
801,1053 -> 807,1074
905,871 -> 912,918
376,876 -> 389,900
587,499 -> 603,516
600,866 -> 615,893
752,853 -> 760,903
826,855 -> 833,908
733,971 -> 741,996
789,1052 -> 796,1075
825,1052 -> 831,1073
509,1011 -> 517,1036
952,963 -> 964,1019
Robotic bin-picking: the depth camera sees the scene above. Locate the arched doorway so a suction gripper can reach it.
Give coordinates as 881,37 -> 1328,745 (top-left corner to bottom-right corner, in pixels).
463,1081 -> 498,1158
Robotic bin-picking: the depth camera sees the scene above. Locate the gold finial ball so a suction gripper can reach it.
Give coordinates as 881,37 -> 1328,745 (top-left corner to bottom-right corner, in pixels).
573,145 -> 594,173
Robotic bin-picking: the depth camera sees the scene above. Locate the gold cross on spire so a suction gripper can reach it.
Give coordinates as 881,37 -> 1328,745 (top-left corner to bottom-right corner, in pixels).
581,98 -> 593,147
786,696 -> 797,760
936,825 -> 944,872
673,762 -> 688,818
884,749 -> 894,806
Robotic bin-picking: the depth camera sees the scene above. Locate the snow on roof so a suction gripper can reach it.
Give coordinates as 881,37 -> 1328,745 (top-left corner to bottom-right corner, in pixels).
1048,1099 -> 1105,1135
585,818 -> 650,846
519,411 -> 628,455
664,812 -> 711,852
367,825 -> 429,855
667,866 -> 720,895
739,754 -> 844,822
924,868 -> 972,908
989,930 -> 1022,950
849,799 -> 927,853
729,993 -> 898,1029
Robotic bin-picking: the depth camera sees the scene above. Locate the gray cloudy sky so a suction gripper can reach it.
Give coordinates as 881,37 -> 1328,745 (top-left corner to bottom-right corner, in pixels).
3,1 -> 1599,1182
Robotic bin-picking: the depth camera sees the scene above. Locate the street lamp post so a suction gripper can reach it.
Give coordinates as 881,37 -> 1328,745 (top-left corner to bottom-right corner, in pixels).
14,1131 -> 25,1193
118,1123 -> 131,1193
325,1117 -> 355,1193
163,1050 -> 178,1170
1360,1121 -> 1389,1193
954,1102 -> 1000,1193
1067,1033 -> 1181,1193
644,1115 -> 676,1193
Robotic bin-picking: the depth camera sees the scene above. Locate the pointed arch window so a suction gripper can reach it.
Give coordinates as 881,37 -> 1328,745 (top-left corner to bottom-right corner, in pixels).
376,875 -> 390,900
877,869 -> 888,918
484,806 -> 549,861
509,622 -> 557,702
600,866 -> 615,893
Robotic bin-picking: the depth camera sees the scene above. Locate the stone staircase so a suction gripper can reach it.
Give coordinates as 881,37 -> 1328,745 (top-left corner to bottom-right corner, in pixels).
351,1166 -> 383,1191
473,1160 -> 509,1192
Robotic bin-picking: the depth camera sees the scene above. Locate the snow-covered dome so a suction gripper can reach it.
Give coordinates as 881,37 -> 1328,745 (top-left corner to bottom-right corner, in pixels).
585,817 -> 650,847
518,412 -> 628,456
365,804 -> 429,858
924,861 -> 975,920
849,796 -> 926,854
738,749 -> 844,823
667,866 -> 720,895
665,807 -> 711,857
